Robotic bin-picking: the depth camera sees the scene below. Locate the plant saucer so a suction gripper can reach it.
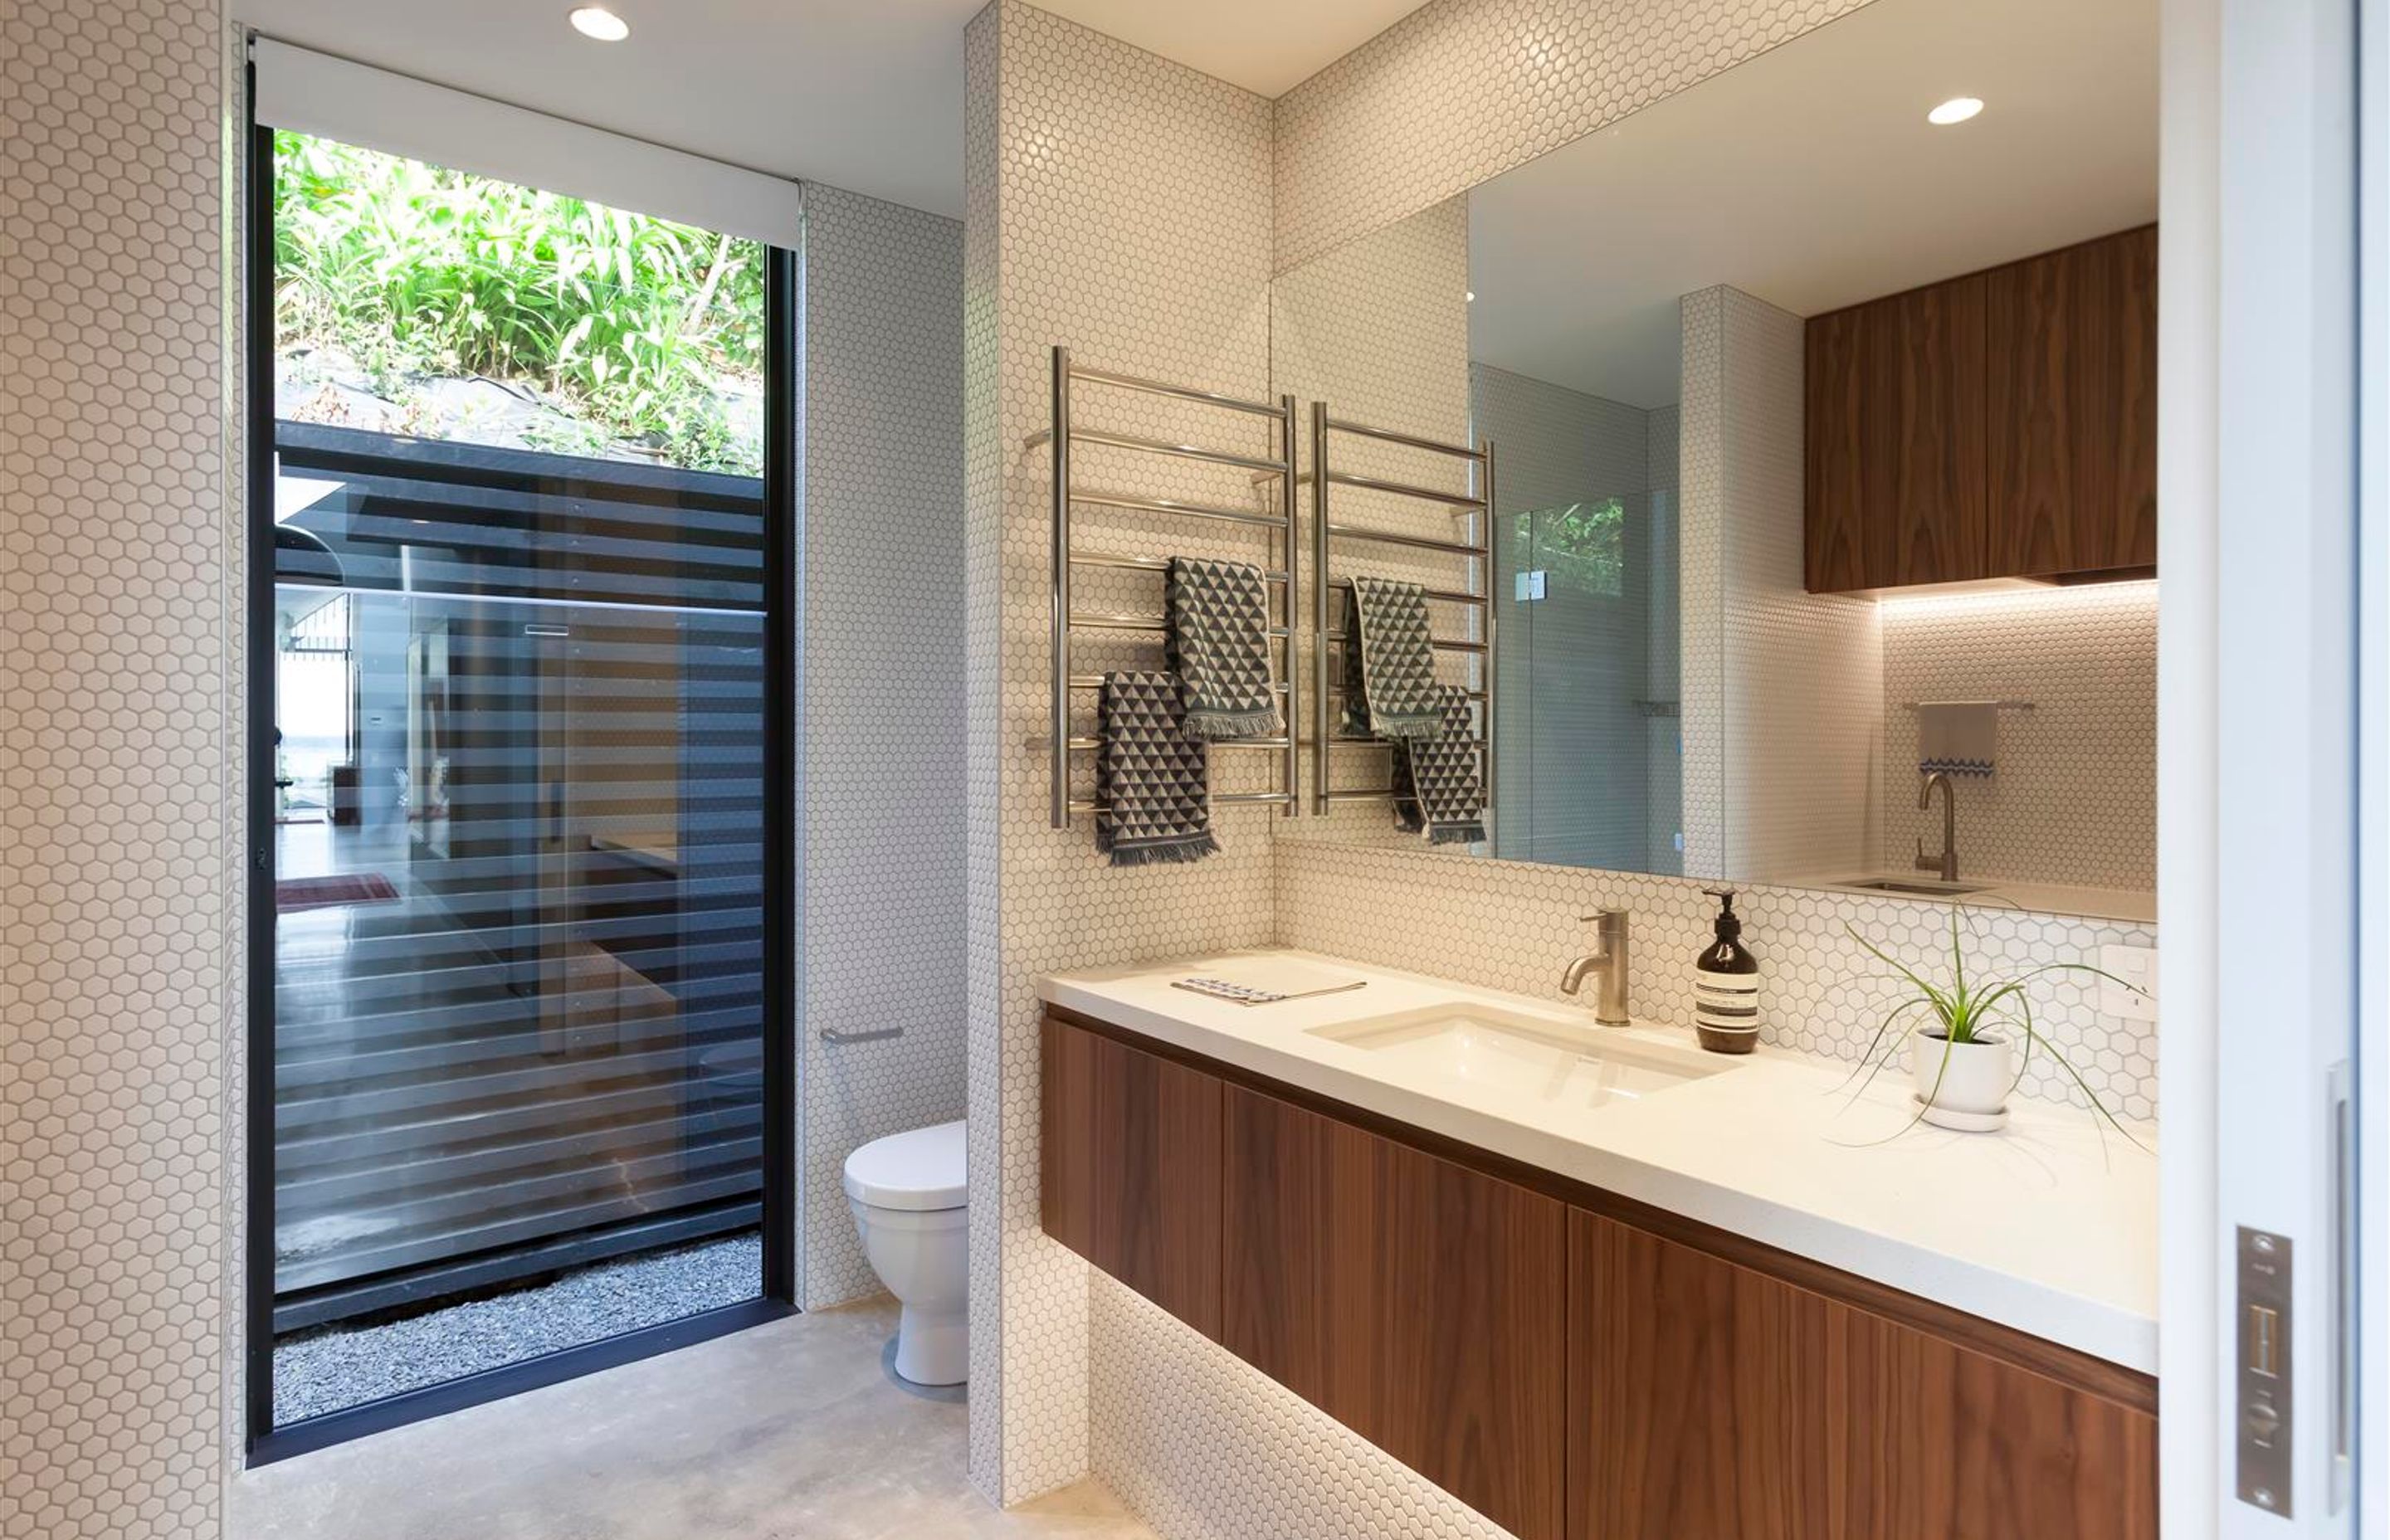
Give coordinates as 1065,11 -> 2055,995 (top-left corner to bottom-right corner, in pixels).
1912,1094 -> 2008,1133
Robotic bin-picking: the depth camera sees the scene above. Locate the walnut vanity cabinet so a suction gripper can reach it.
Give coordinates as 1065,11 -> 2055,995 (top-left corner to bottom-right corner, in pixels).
1038,1015 -> 1223,1338
1038,1008 -> 2158,1540
1805,223 -> 2158,591
1219,1083 -> 1568,1540
1570,1211 -> 2158,1540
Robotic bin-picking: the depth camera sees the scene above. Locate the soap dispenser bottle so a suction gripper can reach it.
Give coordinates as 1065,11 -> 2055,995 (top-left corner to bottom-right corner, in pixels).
1694,888 -> 1759,1054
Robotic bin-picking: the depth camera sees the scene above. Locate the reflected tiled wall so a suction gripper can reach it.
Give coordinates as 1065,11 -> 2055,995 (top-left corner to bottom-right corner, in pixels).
1267,197 -> 1475,851
1694,286 -> 1882,880
799,185 -> 967,1306
963,0 -> 1280,1505
1,2 -> 233,1536
1879,584 -> 2158,891
1271,0 -> 1881,272
1646,405 -> 1683,872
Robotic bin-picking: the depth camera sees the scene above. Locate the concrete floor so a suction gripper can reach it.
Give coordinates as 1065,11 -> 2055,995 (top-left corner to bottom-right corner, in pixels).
231,1296 -> 1155,1540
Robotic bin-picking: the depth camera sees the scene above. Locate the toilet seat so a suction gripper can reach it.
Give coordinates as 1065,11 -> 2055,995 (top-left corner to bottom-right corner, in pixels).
842,1119 -> 966,1211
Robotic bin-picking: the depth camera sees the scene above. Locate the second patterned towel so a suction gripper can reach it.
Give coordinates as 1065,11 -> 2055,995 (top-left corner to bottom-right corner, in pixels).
1166,556 -> 1283,741
1341,575 -> 1444,741
1392,685 -> 1485,845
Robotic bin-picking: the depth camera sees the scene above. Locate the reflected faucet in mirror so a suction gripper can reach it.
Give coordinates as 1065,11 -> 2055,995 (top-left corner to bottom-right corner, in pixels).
1561,909 -> 1632,1026
1915,772 -> 1959,883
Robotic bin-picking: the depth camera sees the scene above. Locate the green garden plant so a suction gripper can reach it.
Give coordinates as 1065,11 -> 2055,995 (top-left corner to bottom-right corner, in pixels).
273,130 -> 765,475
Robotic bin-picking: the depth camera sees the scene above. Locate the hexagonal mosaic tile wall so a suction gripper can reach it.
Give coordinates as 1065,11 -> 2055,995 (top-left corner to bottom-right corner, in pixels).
2,2 -> 233,1537
799,184 -> 968,1309
1687,284 -> 1884,880
1266,196 -> 1480,854
1275,841 -> 2158,1119
964,0 -> 1282,1506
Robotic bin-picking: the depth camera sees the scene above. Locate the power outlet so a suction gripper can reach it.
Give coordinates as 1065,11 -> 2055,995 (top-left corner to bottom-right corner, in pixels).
2098,943 -> 2158,1021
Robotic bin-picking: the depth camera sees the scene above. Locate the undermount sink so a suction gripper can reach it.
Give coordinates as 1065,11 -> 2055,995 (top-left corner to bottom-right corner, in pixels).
1307,1004 -> 1728,1109
1835,877 -> 1990,897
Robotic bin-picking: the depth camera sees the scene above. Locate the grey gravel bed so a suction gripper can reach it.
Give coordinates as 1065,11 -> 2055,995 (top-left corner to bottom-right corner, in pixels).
274,1232 -> 764,1426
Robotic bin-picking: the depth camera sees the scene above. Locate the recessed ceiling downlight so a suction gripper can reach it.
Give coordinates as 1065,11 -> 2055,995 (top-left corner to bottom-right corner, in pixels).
1927,96 -> 1984,126
568,6 -> 630,41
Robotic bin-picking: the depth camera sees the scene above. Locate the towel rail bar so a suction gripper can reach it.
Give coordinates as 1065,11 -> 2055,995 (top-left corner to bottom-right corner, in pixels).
1024,365 -> 1285,421
1325,685 -> 1485,703
1061,426 -> 1290,476
1324,521 -> 1482,557
1070,675 -> 1290,695
1323,415 -> 1490,461
1069,791 -> 1296,814
1032,735 -> 1292,752
1310,404 -> 1494,833
1069,490 -> 1287,529
1327,577 -> 1485,606
1073,552 -> 1290,583
1324,469 -> 1485,509
1070,612 -> 1291,639
1046,346 -> 1300,826
1324,634 -> 1486,655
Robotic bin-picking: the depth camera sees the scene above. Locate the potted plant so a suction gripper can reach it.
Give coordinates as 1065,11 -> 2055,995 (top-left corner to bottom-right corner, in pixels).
1841,908 -> 2147,1143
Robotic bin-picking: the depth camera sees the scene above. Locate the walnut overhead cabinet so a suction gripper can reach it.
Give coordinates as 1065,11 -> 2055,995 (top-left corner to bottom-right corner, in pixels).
1804,224 -> 2158,592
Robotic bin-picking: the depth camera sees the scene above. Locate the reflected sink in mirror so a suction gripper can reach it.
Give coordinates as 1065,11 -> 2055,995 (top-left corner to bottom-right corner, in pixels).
1308,1005 -> 1729,1109
1833,878 -> 1991,897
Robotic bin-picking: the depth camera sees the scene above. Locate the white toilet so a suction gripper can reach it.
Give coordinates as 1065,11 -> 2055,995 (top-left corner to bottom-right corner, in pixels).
843,1118 -> 968,1386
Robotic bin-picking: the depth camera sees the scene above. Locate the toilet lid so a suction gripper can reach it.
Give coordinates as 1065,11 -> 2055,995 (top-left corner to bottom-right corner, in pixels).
843,1119 -> 967,1211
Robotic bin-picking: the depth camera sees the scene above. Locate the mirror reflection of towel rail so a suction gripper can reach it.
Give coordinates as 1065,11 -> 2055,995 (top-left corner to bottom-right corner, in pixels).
820,1026 -> 905,1045
1900,699 -> 2035,710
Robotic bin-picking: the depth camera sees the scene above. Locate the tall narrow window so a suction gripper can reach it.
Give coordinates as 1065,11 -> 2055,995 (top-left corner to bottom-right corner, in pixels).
251,124 -> 792,1450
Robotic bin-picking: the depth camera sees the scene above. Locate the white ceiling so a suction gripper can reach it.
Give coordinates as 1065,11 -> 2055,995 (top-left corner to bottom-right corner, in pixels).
1466,0 -> 2159,410
237,1 -> 1429,219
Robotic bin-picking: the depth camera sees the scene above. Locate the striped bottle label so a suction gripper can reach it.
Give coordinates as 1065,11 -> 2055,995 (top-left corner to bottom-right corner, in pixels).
1694,969 -> 1759,1032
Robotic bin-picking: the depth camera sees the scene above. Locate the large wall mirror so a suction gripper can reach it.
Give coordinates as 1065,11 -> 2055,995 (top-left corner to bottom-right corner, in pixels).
1275,0 -> 2158,925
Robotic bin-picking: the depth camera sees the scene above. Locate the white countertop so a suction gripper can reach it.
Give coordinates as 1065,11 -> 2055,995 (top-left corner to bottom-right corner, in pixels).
1039,948 -> 2158,1374
1787,870 -> 2157,925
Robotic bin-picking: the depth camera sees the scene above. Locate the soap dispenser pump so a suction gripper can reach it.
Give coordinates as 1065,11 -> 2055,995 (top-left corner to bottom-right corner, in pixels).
1694,888 -> 1759,1054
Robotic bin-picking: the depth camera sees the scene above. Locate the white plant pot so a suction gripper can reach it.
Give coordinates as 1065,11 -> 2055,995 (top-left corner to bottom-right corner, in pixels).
1909,1029 -> 2013,1130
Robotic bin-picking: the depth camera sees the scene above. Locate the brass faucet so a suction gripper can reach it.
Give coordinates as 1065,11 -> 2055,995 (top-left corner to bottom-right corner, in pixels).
1915,772 -> 1959,883
1560,909 -> 1632,1025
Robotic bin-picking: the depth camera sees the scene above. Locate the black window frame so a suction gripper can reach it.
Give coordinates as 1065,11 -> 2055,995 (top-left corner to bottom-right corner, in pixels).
241,74 -> 798,1465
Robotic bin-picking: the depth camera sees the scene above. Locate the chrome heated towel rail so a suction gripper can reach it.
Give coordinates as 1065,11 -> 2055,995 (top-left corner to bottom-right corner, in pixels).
1308,402 -> 1495,826
1038,346 -> 1301,828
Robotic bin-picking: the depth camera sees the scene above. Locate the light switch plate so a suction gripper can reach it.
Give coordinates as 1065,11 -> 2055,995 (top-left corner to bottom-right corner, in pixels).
2098,944 -> 2158,1021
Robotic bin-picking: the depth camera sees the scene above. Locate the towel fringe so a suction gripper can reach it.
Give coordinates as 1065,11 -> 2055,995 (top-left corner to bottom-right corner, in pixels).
1183,706 -> 1283,742
1102,832 -> 1222,867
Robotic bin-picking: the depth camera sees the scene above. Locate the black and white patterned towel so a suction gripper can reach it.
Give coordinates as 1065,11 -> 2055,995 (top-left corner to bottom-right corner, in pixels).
1393,685 -> 1485,845
1096,671 -> 1218,866
1344,575 -> 1443,741
1167,557 -> 1283,741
